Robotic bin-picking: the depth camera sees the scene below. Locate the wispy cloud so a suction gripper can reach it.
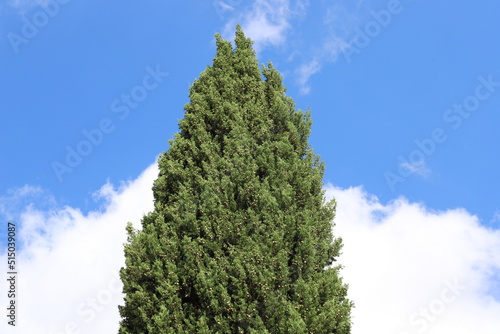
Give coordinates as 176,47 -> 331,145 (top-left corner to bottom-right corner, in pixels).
292,2 -> 362,94
294,33 -> 353,95
219,1 -> 363,94
295,59 -> 321,95
8,0 -> 49,12
9,0 -> 48,7
400,159 -> 431,177
0,185 -> 55,224
492,210 -> 500,224
223,0 -> 294,52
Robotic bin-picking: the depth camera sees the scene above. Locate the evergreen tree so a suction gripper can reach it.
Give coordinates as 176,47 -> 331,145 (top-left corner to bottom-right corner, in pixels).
118,26 -> 352,333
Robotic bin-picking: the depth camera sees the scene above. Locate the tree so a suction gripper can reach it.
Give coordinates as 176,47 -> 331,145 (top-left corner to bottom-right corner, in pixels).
118,26 -> 353,333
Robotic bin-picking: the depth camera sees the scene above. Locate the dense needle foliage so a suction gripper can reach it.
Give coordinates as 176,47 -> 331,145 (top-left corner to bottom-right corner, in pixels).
118,26 -> 352,333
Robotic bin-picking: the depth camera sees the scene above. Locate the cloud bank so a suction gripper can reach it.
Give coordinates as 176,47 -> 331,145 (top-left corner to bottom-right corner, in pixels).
326,185 -> 500,333
1,162 -> 499,333
0,164 -> 157,334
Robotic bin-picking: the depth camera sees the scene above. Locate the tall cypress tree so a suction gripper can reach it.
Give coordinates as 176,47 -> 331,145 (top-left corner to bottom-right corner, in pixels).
118,26 -> 352,333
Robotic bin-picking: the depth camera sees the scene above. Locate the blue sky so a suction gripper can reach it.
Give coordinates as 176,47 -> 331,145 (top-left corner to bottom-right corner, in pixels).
1,0 -> 500,333
1,0 -> 499,226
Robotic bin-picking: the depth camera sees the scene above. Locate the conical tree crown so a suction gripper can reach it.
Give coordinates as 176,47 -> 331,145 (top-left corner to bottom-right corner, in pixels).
119,26 -> 352,333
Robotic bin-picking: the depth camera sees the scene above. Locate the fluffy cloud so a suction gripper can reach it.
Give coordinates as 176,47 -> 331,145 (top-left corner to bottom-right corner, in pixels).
0,163 -> 499,333
325,185 -> 500,334
0,163 -> 157,334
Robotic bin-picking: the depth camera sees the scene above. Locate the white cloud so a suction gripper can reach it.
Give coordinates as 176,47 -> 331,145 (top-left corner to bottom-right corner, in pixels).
0,163 -> 157,334
219,1 -> 358,94
325,185 -> 500,334
223,0 -> 294,52
1,163 -> 499,333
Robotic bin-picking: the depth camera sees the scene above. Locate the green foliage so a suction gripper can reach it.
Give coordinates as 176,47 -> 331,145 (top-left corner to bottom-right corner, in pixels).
118,25 -> 353,333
